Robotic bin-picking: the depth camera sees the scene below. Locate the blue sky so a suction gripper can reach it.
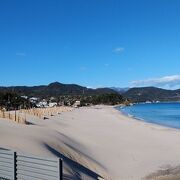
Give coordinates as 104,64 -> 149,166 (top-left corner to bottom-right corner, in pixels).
0,0 -> 180,89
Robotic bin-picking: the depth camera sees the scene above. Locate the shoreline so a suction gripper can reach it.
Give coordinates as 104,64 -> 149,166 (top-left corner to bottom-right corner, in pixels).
1,105 -> 180,179
115,105 -> 180,136
116,103 -> 180,131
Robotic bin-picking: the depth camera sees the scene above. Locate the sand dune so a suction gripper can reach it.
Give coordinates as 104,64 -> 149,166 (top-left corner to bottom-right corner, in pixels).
1,106 -> 180,179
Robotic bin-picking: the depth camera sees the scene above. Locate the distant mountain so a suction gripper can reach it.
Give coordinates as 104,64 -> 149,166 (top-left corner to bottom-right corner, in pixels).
123,87 -> 180,102
0,82 -> 117,98
110,87 -> 129,94
2,83 -> 180,103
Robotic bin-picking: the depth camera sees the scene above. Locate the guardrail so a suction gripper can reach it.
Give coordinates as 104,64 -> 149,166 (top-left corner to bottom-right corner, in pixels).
0,148 -> 63,180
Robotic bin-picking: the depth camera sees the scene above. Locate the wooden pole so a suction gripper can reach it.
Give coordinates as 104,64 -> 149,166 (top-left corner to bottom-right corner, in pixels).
15,109 -> 16,122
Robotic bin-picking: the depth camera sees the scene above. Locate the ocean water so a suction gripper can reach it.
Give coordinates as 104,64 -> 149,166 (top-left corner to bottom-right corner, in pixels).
116,102 -> 180,129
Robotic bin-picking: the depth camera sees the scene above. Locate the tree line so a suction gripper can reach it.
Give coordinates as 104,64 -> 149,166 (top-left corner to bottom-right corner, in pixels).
0,92 -> 31,110
0,91 -> 126,110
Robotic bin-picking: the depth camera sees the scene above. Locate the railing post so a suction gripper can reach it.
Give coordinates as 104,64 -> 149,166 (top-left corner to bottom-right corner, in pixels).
58,158 -> 63,180
13,151 -> 17,180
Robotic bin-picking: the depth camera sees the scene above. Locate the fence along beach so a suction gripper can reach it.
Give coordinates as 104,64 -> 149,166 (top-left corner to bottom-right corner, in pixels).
0,106 -> 73,124
20,106 -> 73,119
0,108 -> 26,124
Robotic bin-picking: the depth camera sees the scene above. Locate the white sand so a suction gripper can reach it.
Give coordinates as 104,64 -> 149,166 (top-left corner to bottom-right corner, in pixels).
1,105 -> 180,180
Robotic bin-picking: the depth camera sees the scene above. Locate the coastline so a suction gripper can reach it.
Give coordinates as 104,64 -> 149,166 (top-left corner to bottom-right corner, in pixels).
1,105 -> 180,179
115,105 -> 179,131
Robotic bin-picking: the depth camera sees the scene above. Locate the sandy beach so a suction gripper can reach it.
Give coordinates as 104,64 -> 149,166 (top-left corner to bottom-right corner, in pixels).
1,105 -> 180,180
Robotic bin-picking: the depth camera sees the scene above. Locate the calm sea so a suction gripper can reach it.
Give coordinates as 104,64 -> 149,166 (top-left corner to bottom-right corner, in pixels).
116,102 -> 180,129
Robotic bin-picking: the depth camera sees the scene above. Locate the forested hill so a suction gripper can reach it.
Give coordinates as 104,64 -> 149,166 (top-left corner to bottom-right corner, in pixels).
0,82 -> 117,98
123,87 -> 180,102
2,82 -> 180,104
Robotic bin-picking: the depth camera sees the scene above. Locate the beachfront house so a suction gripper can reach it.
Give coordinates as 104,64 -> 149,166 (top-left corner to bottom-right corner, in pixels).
73,100 -> 81,108
49,102 -> 57,107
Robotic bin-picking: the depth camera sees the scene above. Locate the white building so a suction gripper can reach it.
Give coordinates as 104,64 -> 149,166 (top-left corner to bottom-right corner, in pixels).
30,97 -> 38,103
73,101 -> 81,108
48,102 -> 57,108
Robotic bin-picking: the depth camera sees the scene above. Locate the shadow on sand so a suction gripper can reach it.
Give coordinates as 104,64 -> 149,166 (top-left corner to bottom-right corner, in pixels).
44,144 -> 103,180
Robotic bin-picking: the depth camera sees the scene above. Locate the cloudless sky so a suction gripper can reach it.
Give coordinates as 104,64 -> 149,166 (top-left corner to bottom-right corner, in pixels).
0,0 -> 180,88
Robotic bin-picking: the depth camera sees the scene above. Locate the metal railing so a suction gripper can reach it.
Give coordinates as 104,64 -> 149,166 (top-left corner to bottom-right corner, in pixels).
0,148 -> 63,180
